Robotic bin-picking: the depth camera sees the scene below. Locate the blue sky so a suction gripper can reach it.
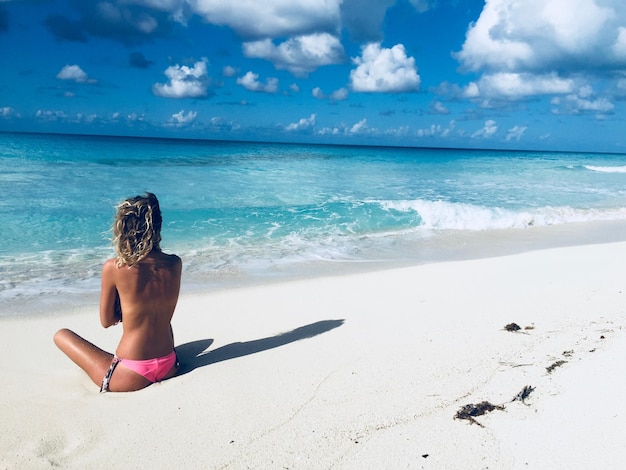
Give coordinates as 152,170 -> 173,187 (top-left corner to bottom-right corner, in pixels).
1,0 -> 625,152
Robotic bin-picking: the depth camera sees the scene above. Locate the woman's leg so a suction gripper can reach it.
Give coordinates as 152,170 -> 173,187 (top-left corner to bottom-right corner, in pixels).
53,328 -> 152,392
53,328 -> 114,386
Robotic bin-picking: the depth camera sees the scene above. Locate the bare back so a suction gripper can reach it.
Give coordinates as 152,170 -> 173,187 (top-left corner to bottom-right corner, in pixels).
100,250 -> 182,360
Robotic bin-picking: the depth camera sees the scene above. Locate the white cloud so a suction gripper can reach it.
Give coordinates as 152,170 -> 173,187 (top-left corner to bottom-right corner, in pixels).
349,118 -> 368,134
190,0 -> 341,39
430,101 -> 449,114
153,59 -> 209,98
317,118 -> 377,136
318,127 -> 341,136
417,120 -> 456,138
127,113 -> 145,122
243,33 -> 344,77
550,86 -> 615,115
417,124 -> 443,137
312,86 -> 348,101
350,43 -> 420,93
455,0 -> 626,99
329,88 -> 348,101
286,114 -> 316,131
209,116 -> 240,132
467,72 -> 575,100
471,119 -> 498,139
236,71 -> 278,93
565,94 -> 614,114
505,125 -> 527,141
613,27 -> 626,58
456,0 -> 626,72
0,106 -> 14,117
168,109 -> 198,127
384,125 -> 410,137
312,87 -> 325,99
56,65 -> 96,84
222,65 -> 237,77
36,109 -> 69,121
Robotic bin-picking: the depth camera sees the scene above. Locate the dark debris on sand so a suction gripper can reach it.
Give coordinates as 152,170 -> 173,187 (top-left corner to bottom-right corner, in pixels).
511,385 -> 535,404
454,401 -> 505,427
504,323 -> 521,332
546,360 -> 567,374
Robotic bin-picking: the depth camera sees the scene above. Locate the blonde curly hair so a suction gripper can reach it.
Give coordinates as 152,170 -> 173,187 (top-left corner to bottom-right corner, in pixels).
113,193 -> 162,267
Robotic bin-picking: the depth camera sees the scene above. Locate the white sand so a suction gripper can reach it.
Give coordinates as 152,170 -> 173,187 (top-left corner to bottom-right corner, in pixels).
1,241 -> 625,469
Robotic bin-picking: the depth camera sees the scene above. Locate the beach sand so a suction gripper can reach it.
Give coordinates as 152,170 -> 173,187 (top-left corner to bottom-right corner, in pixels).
1,241 -> 625,469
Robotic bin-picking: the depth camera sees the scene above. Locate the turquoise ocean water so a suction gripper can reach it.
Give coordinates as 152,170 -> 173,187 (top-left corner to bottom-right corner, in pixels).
2,132 -> 626,315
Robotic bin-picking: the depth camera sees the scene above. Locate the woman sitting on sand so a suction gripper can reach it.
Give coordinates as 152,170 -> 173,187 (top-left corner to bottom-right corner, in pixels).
54,193 -> 182,392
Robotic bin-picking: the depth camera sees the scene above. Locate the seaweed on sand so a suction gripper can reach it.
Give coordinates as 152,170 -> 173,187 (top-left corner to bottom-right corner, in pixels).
511,385 -> 535,404
546,360 -> 567,374
454,401 -> 505,427
504,323 -> 521,332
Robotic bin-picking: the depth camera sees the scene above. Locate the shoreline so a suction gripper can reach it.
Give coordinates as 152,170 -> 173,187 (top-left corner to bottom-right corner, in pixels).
2,234 -> 626,467
5,218 -> 626,318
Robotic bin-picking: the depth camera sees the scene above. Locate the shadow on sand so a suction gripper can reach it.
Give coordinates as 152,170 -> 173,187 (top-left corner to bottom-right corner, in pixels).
175,319 -> 345,376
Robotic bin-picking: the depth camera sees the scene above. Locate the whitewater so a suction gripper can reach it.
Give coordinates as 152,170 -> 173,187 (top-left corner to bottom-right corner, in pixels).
2,132 -> 626,314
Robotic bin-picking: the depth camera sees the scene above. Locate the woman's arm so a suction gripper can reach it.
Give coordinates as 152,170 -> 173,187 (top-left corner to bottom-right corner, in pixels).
99,259 -> 122,328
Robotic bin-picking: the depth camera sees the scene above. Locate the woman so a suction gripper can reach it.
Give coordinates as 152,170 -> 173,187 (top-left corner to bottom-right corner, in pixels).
54,193 -> 182,392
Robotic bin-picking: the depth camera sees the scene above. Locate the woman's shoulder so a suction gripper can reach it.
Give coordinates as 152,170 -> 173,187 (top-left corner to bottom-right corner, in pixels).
102,257 -> 119,272
151,251 -> 182,268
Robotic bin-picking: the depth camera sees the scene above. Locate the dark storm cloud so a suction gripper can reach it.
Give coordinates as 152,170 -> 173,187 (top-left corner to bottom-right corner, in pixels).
129,51 -> 154,69
44,0 -> 173,46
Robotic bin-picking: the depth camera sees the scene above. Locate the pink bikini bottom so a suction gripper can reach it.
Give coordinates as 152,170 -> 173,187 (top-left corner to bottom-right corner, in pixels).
101,350 -> 178,392
120,350 -> 178,382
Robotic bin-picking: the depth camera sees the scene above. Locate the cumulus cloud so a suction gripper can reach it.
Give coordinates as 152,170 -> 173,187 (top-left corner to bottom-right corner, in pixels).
153,59 -> 210,98
209,116 -> 240,132
330,88 -> 348,101
471,119 -> 498,139
551,86 -> 615,115
312,87 -> 325,99
350,43 -> 420,93
455,0 -> 626,99
349,118 -> 369,134
222,65 -> 237,77
457,0 -> 626,73
318,126 -> 341,136
236,71 -> 279,93
56,65 -> 96,84
190,0 -> 340,39
0,106 -> 14,117
312,86 -> 348,101
430,101 -> 449,114
505,125 -> 527,141
286,114 -> 316,131
168,109 -> 198,127
465,72 -> 576,100
243,33 -> 344,77
36,109 -> 69,122
417,121 -> 456,138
